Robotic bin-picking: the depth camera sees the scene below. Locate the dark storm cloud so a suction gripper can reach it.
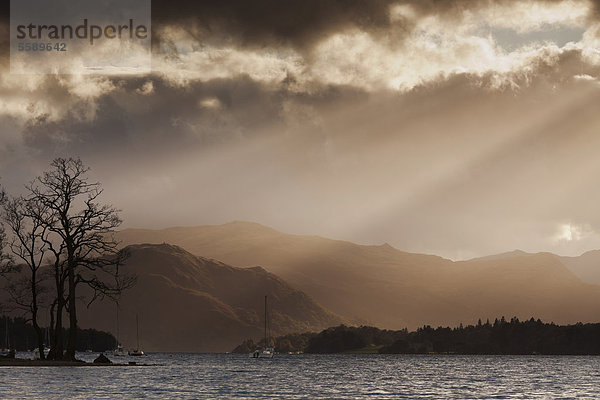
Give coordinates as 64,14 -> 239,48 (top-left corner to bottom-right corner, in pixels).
19,74 -> 367,161
0,0 -> 595,60
149,0 -> 599,54
151,0 -> 396,51
22,76 -> 278,155
2,0 -> 597,159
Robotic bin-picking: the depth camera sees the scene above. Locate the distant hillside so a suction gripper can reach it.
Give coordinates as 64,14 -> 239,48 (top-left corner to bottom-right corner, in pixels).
472,249 -> 600,286
77,243 -> 342,352
559,250 -> 600,285
116,222 -> 600,330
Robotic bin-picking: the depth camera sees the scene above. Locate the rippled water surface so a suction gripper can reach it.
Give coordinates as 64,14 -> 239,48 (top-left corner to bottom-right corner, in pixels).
1,353 -> 599,399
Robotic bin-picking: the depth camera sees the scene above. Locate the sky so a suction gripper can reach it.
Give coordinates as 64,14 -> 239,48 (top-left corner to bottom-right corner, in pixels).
1,0 -> 600,260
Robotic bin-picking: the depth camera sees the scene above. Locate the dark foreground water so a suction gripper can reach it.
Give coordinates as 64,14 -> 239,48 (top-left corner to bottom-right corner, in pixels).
1,353 -> 599,399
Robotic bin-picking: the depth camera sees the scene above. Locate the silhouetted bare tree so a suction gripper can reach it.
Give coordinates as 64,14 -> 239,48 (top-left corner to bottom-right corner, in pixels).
0,161 -> 134,360
1,196 -> 51,359
26,158 -> 134,360
0,158 -> 135,361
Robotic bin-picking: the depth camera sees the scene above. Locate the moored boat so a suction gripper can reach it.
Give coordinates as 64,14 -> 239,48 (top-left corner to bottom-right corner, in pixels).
250,295 -> 274,359
113,344 -> 126,357
113,305 -> 126,356
128,314 -> 146,356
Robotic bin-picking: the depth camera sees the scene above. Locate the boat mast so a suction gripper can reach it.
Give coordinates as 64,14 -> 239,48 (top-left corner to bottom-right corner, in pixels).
116,305 -> 120,347
264,295 -> 267,348
136,314 -> 140,350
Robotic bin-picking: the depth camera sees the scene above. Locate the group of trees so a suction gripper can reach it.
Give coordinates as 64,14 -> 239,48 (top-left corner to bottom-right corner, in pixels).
1,316 -> 117,353
0,158 -> 134,360
304,325 -> 404,354
233,318 -> 600,355
379,317 -> 600,355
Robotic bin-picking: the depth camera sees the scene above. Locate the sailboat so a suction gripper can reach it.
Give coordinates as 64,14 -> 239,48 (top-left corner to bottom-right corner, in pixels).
251,295 -> 274,358
128,314 -> 145,356
113,305 -> 125,356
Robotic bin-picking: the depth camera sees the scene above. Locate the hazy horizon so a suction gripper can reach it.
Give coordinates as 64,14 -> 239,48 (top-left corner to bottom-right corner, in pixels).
3,0 -> 600,260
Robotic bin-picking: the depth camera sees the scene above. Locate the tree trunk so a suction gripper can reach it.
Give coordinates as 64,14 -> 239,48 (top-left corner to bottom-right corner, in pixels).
56,301 -> 65,359
48,297 -> 64,360
30,267 -> 45,360
48,300 -> 56,360
48,261 -> 66,361
31,288 -> 44,360
65,263 -> 77,360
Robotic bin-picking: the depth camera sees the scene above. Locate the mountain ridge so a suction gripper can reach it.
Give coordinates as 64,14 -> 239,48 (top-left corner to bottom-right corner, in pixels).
115,222 -> 600,331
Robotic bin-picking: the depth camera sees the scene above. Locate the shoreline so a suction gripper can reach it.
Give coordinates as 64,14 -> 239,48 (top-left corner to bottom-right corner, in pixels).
0,358 -> 152,367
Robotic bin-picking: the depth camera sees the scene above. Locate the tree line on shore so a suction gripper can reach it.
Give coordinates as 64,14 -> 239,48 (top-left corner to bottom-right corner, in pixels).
0,316 -> 117,352
0,158 -> 134,361
233,317 -> 600,355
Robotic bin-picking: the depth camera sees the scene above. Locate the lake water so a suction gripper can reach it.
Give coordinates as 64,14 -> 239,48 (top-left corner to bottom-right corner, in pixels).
1,353 -> 599,399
